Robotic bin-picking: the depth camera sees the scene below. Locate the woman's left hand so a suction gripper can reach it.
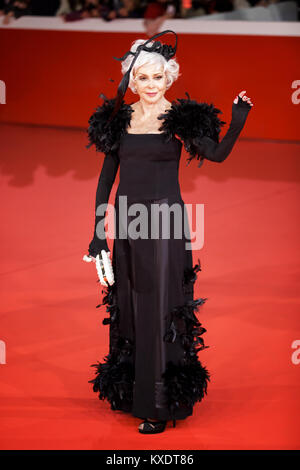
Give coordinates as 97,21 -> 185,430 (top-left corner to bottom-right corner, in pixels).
234,90 -> 254,107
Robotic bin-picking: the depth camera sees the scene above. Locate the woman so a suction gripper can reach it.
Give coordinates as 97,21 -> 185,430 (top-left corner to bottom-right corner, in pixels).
83,30 -> 253,434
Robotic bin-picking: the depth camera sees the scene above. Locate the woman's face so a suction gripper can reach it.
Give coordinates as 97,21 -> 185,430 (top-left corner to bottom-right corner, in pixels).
133,63 -> 168,104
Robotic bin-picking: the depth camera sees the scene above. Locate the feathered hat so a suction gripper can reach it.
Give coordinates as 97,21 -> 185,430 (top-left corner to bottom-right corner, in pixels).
108,29 -> 178,123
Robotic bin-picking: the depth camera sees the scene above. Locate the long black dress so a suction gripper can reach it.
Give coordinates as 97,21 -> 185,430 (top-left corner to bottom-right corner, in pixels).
87,93 -> 251,422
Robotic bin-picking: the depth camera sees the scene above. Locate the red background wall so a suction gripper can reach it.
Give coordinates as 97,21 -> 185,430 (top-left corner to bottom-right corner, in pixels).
0,26 -> 299,451
0,29 -> 299,140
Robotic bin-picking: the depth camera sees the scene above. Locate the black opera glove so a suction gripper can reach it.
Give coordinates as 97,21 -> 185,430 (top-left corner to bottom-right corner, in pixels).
88,232 -> 109,258
87,152 -> 120,258
192,94 -> 253,168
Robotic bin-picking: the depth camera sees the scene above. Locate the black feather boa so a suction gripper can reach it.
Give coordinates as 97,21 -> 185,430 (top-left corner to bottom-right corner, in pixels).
86,93 -> 133,155
158,92 -> 226,167
86,92 -> 225,169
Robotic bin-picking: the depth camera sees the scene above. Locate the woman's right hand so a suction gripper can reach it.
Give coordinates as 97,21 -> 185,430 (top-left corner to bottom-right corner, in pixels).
83,250 -> 115,287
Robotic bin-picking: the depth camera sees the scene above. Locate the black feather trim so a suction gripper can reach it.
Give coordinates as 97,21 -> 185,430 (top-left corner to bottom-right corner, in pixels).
162,260 -> 210,418
163,297 -> 208,349
89,281 -> 134,412
99,283 -> 120,326
86,91 -> 225,168
88,336 -> 134,412
183,257 -> 201,294
161,359 -> 210,418
158,92 -> 226,166
164,260 -> 208,351
86,93 -> 133,155
89,245 -> 210,418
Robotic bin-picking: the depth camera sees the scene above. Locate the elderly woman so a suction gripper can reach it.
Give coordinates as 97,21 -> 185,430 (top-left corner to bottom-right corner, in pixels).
84,30 -> 253,434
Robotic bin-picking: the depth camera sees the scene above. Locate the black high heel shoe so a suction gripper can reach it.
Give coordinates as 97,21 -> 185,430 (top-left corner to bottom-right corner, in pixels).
138,418 -> 176,434
138,419 -> 167,434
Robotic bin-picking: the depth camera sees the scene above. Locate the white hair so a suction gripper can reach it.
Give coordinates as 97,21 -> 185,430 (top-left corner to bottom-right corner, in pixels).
121,39 -> 180,93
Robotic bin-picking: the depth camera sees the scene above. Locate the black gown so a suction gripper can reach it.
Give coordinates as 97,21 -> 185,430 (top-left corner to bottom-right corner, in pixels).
87,94 -> 251,422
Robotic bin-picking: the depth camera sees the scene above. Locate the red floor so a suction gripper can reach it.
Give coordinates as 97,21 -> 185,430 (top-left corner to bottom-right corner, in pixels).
0,122 -> 299,450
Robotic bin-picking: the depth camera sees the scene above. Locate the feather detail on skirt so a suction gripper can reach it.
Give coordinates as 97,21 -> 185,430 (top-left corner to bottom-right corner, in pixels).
89,283 -> 134,412
161,360 -> 210,419
162,259 -> 210,419
88,338 -> 134,412
89,259 -> 210,418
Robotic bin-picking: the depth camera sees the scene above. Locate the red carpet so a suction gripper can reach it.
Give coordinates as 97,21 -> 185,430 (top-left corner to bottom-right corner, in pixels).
0,121 -> 299,450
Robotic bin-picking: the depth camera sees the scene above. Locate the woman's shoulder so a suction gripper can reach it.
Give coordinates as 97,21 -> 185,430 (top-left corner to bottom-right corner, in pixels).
86,93 -> 133,154
158,92 -> 226,144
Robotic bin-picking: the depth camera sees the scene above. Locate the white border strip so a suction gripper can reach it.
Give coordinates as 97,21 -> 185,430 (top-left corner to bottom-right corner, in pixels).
0,16 -> 299,37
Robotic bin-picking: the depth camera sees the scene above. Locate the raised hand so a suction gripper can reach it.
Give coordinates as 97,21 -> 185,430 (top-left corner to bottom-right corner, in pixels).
234,90 -> 254,107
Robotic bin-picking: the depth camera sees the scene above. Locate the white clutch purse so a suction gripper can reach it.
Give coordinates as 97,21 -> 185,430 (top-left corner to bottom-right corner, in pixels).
82,250 -> 115,286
